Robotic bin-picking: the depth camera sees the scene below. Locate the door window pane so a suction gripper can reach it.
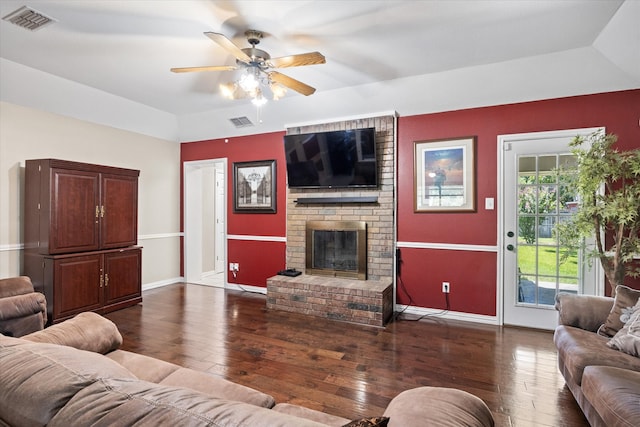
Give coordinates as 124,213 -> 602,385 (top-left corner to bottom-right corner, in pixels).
518,157 -> 537,184
538,186 -> 558,214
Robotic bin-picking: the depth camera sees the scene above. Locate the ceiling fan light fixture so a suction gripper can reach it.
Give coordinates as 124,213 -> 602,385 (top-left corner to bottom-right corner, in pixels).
251,89 -> 267,107
270,82 -> 287,100
219,82 -> 238,99
173,30 -> 324,116
238,68 -> 260,92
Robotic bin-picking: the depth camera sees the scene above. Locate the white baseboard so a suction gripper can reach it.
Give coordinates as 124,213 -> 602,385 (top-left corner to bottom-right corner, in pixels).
142,277 -> 183,291
225,283 -> 267,294
141,279 -> 267,295
395,305 -> 499,326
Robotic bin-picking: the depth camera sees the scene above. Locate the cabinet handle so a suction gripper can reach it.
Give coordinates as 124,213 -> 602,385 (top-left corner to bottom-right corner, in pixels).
96,205 -> 100,218
100,205 -> 105,218
100,274 -> 104,288
105,274 -> 109,287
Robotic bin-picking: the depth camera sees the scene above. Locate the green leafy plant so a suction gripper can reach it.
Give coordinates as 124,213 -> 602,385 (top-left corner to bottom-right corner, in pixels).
556,132 -> 640,292
518,175 -> 572,245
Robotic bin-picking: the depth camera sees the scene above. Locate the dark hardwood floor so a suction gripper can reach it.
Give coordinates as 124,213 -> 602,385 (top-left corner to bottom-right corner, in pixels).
105,283 -> 588,427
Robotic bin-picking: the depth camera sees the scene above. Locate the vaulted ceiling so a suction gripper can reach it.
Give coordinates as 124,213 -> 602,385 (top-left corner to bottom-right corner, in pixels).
1,1 -> 638,141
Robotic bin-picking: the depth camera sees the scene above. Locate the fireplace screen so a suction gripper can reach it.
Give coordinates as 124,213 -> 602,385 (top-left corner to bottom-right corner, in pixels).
306,221 -> 367,280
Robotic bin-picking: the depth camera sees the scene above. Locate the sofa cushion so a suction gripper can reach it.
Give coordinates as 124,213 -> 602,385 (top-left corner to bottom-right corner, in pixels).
23,311 -> 122,354
48,377 -> 328,427
0,276 -> 36,297
555,292 -> 613,332
0,310 -> 45,338
599,285 -> 640,337
608,308 -> 640,357
554,325 -> 640,385
273,403 -> 351,426
581,366 -> 640,427
383,387 -> 494,427
0,292 -> 46,321
160,367 -> 275,408
107,349 -> 275,408
0,335 -> 136,427
106,349 -> 181,382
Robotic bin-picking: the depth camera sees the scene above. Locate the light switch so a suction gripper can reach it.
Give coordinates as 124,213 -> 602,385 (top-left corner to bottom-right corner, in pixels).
485,198 -> 495,210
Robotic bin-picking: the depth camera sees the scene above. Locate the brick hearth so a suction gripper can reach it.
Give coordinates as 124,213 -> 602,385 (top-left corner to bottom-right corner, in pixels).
266,274 -> 393,327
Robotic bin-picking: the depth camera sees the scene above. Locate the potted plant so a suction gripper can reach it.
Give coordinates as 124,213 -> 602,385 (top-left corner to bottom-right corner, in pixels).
556,131 -> 640,294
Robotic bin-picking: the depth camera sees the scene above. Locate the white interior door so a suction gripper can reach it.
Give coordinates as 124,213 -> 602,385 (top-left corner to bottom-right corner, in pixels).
184,158 -> 227,287
499,128 -> 602,330
201,167 -> 216,275
184,165 -> 203,284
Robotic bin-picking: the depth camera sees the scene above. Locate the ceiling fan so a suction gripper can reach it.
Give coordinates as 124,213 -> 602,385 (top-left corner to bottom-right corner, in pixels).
171,30 -> 325,98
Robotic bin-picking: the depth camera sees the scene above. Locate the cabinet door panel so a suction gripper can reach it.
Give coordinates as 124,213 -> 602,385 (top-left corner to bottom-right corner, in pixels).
53,254 -> 103,319
104,249 -> 141,305
51,169 -> 100,253
101,174 -> 138,249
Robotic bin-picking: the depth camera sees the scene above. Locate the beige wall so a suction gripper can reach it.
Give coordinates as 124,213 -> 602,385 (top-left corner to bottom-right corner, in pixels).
0,102 -> 181,287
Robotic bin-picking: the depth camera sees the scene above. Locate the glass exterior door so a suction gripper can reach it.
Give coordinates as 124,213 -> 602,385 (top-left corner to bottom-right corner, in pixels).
501,128 -> 600,329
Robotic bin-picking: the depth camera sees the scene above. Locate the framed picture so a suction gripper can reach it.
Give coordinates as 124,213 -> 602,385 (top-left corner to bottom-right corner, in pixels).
233,160 -> 276,213
414,137 -> 476,212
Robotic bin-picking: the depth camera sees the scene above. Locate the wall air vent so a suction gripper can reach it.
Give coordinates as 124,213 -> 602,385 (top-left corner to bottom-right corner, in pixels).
3,6 -> 56,31
229,116 -> 254,128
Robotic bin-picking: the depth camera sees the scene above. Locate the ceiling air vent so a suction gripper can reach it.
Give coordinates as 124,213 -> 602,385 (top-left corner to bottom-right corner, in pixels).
3,6 -> 56,31
229,116 -> 254,128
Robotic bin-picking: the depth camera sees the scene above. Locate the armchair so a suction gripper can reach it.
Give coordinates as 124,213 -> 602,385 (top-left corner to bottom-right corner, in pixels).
0,276 -> 47,337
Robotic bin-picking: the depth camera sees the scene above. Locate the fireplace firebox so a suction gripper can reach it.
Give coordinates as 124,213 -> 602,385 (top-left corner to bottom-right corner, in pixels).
305,221 -> 367,280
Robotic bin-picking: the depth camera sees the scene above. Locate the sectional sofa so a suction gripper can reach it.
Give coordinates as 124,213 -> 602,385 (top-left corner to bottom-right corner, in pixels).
0,310 -> 495,426
554,288 -> 640,427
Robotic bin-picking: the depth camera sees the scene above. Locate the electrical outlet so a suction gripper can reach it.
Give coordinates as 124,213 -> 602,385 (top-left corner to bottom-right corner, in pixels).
229,263 -> 234,271
234,263 -> 239,271
442,282 -> 450,293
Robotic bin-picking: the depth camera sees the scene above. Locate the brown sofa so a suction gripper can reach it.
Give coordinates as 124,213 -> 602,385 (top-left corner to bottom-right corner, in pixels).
0,311 -> 495,426
554,291 -> 640,427
0,276 -> 46,337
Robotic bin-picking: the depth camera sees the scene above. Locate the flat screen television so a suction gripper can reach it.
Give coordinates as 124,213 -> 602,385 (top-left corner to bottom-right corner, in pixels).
283,127 -> 377,188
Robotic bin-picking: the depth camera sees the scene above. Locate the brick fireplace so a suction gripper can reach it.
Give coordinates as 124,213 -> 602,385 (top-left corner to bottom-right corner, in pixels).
266,114 -> 396,327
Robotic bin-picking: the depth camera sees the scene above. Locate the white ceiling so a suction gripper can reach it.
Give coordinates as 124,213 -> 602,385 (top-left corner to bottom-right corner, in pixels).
1,0 -> 638,141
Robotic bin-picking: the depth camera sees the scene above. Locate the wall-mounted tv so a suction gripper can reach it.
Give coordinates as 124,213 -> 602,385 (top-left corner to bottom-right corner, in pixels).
283,127 -> 377,188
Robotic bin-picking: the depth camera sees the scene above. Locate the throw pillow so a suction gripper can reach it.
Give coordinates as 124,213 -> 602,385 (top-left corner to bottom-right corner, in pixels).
597,285 -> 640,337
607,307 -> 640,357
342,416 -> 390,427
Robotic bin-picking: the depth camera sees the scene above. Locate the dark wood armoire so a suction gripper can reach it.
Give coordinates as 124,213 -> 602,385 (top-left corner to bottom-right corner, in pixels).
23,159 -> 142,324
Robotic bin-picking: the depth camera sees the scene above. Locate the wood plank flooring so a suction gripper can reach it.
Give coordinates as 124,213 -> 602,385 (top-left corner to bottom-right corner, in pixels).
105,283 -> 588,427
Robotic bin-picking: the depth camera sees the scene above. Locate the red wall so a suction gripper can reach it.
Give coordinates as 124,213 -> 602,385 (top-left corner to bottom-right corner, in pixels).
181,89 -> 640,312
181,131 -> 287,286
397,89 -> 640,315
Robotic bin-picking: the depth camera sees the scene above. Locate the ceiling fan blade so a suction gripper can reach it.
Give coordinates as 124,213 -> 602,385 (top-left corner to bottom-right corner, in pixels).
267,52 -> 326,68
170,65 -> 238,73
205,31 -> 252,64
268,71 -> 316,96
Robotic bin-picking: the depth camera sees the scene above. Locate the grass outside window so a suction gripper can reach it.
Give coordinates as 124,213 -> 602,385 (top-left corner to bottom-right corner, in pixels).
518,238 -> 578,285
